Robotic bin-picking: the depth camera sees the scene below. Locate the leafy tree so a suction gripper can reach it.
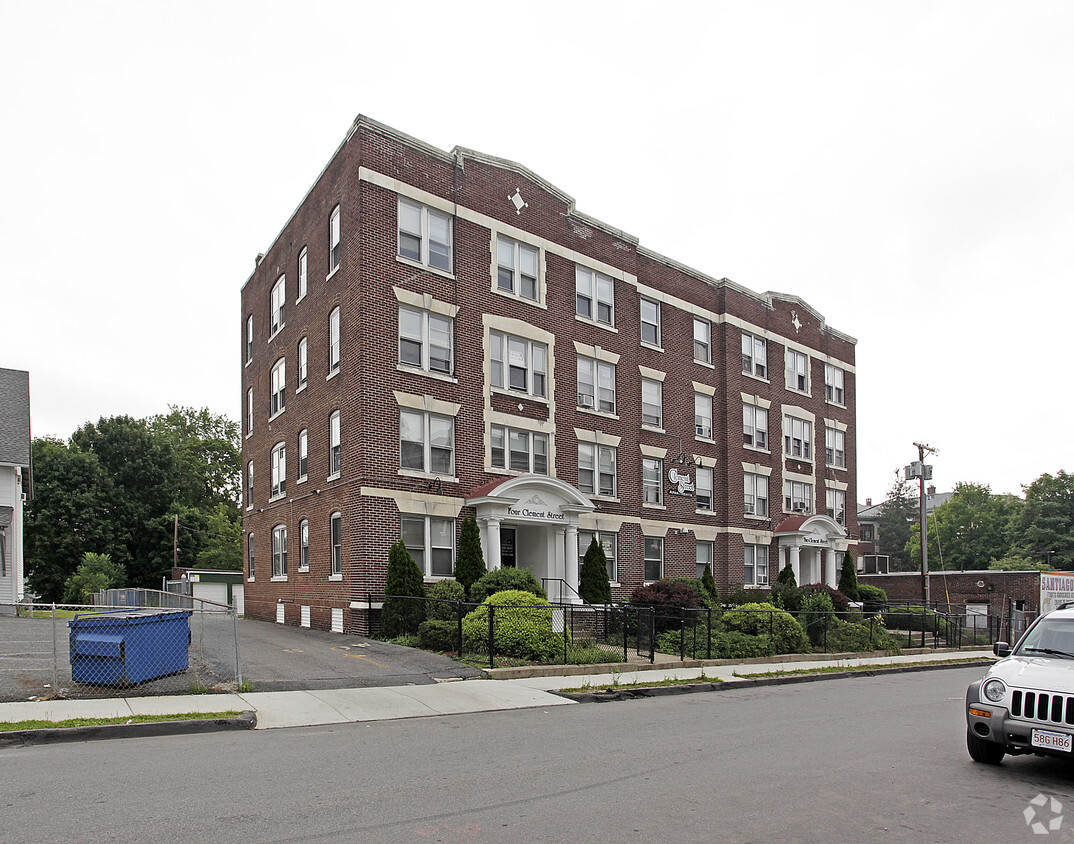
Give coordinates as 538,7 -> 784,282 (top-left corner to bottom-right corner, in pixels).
149,406 -> 241,509
63,552 -> 125,604
838,549 -> 860,601
989,554 -> 1054,572
453,515 -> 486,597
382,540 -> 426,637
578,536 -> 612,604
878,470 -> 917,571
196,503 -> 243,570
1013,471 -> 1074,570
907,483 -> 1022,571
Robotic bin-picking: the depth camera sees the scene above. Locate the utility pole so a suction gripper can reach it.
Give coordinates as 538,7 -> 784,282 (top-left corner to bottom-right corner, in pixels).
906,443 -> 937,605
173,514 -> 179,572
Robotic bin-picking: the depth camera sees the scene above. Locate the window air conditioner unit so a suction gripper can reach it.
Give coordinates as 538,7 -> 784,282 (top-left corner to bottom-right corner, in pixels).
794,503 -> 807,512
578,394 -> 594,408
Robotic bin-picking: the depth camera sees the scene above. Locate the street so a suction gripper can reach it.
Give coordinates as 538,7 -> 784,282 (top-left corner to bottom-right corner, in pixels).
3,667 -> 1074,843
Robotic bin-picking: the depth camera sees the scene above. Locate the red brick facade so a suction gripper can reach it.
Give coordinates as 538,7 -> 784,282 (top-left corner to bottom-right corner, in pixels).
240,117 -> 859,633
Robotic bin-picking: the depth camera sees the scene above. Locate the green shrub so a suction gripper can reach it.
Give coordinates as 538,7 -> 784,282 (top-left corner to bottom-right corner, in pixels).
722,602 -> 810,654
63,552 -> 125,604
825,618 -> 899,653
655,627 -> 775,660
700,565 -> 719,605
382,540 -> 427,637
800,590 -> 835,645
776,561 -> 798,588
426,579 -> 466,620
671,577 -> 720,609
800,583 -> 851,613
630,579 -> 703,633
462,590 -> 565,662
856,583 -> 887,604
770,579 -> 801,612
454,515 -> 486,597
838,550 -> 860,601
418,619 -> 459,652
579,537 -> 612,604
722,587 -> 764,606
469,568 -> 546,604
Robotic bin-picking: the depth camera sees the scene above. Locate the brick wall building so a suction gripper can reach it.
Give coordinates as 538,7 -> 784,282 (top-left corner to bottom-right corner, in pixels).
240,116 -> 858,633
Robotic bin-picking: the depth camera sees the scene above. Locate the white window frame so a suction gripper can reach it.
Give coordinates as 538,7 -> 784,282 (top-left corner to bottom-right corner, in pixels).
825,364 -> 845,405
246,315 -> 253,363
693,318 -> 711,364
298,428 -> 308,481
695,393 -> 713,439
298,519 -> 309,571
784,416 -> 813,461
401,515 -> 455,578
398,197 -> 452,273
246,387 -> 253,436
743,404 -> 768,450
744,472 -> 769,517
490,331 -> 547,398
270,358 -> 286,417
297,247 -> 308,300
742,332 -> 768,379
640,298 -> 661,347
270,276 -> 286,336
826,426 -> 846,468
245,460 -> 253,510
330,512 -> 343,576
785,349 -> 810,393
642,457 -> 663,505
329,206 -> 340,274
578,442 -> 616,497
491,424 -> 549,474
272,524 -> 288,578
641,378 -> 662,428
247,532 -> 254,580
328,307 -> 340,374
575,266 -> 614,326
399,305 -> 453,376
496,236 -> 539,301
400,410 -> 454,475
270,442 -> 286,499
696,466 -> 713,512
579,530 -> 617,583
696,540 -> 713,579
297,337 -> 307,390
784,480 -> 813,513
827,488 -> 847,525
745,543 -> 769,586
644,536 -> 663,582
329,411 -> 341,478
577,356 -> 616,414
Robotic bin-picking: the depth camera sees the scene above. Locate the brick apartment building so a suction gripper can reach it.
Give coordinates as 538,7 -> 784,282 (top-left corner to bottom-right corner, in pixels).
240,116 -> 858,634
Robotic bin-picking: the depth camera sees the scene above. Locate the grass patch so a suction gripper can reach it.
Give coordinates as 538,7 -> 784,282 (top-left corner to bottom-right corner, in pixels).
732,656 -> 992,679
561,672 -> 722,693
0,711 -> 243,732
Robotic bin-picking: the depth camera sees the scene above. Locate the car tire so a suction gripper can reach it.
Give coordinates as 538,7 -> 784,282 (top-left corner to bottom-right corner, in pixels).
967,729 -> 1005,765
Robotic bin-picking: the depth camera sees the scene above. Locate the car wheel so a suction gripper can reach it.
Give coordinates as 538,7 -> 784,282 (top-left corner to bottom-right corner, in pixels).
967,729 -> 1005,765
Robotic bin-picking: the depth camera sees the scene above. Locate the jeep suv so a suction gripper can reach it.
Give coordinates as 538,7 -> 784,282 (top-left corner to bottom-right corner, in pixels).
966,606 -> 1074,764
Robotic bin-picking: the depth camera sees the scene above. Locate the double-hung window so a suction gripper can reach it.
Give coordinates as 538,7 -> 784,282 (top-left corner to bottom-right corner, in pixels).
270,359 -> 286,416
330,512 -> 343,575
491,425 -> 548,474
644,537 -> 663,582
246,315 -> 253,363
399,306 -> 453,375
742,332 -> 767,378
328,307 -> 340,374
298,429 -> 308,481
745,544 -> 769,586
695,393 -> 713,439
577,357 -> 616,413
743,404 -> 768,449
744,473 -> 769,517
298,519 -> 309,571
490,331 -> 547,398
497,237 -> 538,300
693,318 -> 711,364
575,266 -> 614,325
329,206 -> 340,273
401,515 -> 455,577
398,198 -> 452,272
270,442 -> 286,498
825,364 -> 845,405
246,461 -> 253,509
400,410 -> 454,475
827,488 -> 847,525
297,247 -> 308,300
270,277 -> 286,336
786,349 -> 809,393
785,480 -> 813,512
578,530 -> 617,582
826,427 -> 846,468
784,416 -> 813,461
271,525 -> 287,578
297,338 -> 307,389
696,467 -> 713,512
328,411 -> 341,477
247,533 -> 254,579
642,457 -> 663,505
640,298 -> 661,347
641,378 -> 662,428
697,541 -> 714,579
246,388 -> 253,436
578,442 -> 616,497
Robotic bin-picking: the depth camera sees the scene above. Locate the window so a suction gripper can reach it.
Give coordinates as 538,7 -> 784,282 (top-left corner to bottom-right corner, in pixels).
826,427 -> 846,468
641,378 -> 662,427
827,488 -> 847,525
246,388 -> 253,436
642,457 -> 663,505
575,266 -> 614,325
272,525 -> 287,577
0,529 -> 5,578
401,515 -> 455,577
491,425 -> 548,474
696,467 -> 713,512
400,410 -> 454,475
270,442 -> 286,498
297,338 -> 308,389
299,519 -> 309,570
399,306 -> 452,375
579,530 -> 617,582
270,276 -> 286,336
246,461 -> 253,509
743,404 -> 768,449
825,364 -> 845,405
742,332 -> 767,378
860,524 -> 875,542
398,198 -> 452,272
298,428 -> 308,480
785,480 -> 813,512
297,247 -> 308,300
693,318 -> 711,364
497,237 -> 538,300
644,536 -> 663,582
695,393 -> 712,439
246,315 -> 253,363
784,416 -> 813,461
328,307 -> 340,374
270,358 -> 285,416
745,544 -> 769,586
329,411 -> 341,477
247,533 -> 254,579
785,349 -> 809,393
744,472 -> 769,517
577,357 -> 616,413
578,442 -> 616,497
490,331 -> 547,398
640,298 -> 661,347
329,206 -> 340,273
696,541 -> 713,579
331,512 -> 342,576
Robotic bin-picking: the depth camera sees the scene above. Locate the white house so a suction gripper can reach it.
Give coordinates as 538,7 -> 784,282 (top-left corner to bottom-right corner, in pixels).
0,368 -> 31,610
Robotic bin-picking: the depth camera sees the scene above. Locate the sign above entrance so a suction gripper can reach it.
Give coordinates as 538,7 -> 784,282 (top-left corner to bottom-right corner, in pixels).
506,493 -> 567,522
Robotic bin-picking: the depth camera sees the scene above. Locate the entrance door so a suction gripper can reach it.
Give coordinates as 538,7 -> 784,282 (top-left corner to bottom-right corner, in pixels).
500,528 -> 516,568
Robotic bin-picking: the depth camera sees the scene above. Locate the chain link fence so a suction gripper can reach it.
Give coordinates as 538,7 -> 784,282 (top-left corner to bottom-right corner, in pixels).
0,592 -> 241,702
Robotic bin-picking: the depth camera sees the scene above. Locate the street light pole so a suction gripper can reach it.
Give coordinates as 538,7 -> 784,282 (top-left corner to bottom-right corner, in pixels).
908,442 -> 938,605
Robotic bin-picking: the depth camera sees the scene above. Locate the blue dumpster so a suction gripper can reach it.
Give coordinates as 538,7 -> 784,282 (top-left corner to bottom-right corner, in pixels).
69,609 -> 192,684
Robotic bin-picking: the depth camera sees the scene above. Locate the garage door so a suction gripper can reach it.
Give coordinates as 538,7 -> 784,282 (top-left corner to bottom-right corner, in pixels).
194,581 -> 228,607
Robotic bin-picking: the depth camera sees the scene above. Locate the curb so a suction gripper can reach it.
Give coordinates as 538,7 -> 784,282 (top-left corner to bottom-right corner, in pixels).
551,658 -> 991,703
0,711 -> 257,748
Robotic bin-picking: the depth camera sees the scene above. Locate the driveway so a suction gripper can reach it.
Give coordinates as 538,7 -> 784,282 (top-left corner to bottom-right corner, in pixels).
236,618 -> 483,691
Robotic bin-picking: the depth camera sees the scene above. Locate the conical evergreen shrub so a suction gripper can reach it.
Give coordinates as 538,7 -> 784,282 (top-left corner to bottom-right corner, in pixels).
454,515 -> 486,598
578,536 -> 612,604
838,548 -> 860,601
382,540 -> 426,637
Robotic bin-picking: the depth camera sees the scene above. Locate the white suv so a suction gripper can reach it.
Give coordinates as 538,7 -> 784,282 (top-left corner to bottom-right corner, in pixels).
966,606 -> 1074,764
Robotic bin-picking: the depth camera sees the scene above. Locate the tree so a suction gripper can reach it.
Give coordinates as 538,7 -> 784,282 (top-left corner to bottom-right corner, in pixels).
149,406 -> 241,509
382,540 -> 426,637
1013,471 -> 1074,570
63,552 -> 125,604
453,515 -> 486,597
700,563 -> 719,605
838,549 -> 859,600
906,483 -> 1022,571
578,536 -> 612,604
989,554 -> 1054,572
196,502 -> 243,570
877,470 -> 917,571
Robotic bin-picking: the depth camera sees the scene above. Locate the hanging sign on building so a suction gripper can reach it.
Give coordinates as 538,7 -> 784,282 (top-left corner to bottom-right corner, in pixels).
667,467 -> 695,497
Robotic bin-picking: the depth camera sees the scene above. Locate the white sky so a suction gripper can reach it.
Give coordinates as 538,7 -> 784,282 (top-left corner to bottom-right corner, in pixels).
2,0 -> 1071,504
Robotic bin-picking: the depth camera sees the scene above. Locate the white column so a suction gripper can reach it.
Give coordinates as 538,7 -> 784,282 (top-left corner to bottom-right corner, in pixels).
825,549 -> 838,589
554,527 -> 567,603
789,545 -> 801,585
487,517 -> 502,571
564,524 -> 580,603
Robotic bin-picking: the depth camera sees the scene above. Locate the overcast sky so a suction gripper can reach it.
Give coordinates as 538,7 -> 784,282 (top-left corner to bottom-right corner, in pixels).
2,1 -> 1071,504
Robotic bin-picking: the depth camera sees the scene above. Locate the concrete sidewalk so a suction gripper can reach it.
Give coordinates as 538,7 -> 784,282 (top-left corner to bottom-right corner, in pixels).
0,649 -> 993,743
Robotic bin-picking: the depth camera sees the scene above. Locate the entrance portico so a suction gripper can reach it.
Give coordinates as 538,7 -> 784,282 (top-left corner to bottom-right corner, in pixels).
774,514 -> 848,589
467,476 -> 595,603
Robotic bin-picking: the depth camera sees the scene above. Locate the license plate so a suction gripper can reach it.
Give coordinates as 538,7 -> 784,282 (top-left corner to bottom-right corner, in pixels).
1032,729 -> 1073,752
